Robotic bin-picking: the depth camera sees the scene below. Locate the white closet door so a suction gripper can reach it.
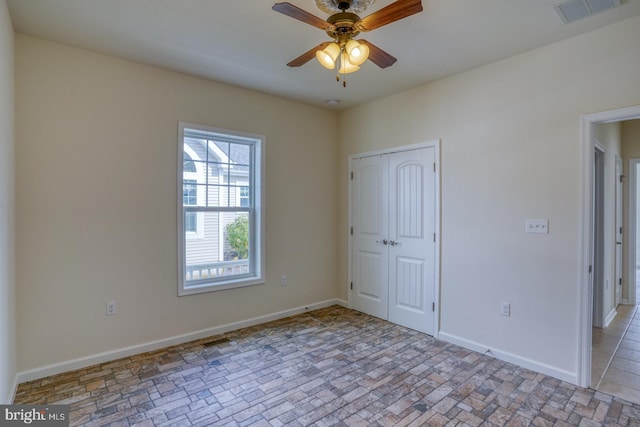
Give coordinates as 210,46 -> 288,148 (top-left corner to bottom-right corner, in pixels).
352,155 -> 389,319
388,148 -> 436,335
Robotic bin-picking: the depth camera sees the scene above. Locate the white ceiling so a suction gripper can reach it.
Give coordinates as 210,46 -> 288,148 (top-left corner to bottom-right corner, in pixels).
7,0 -> 640,109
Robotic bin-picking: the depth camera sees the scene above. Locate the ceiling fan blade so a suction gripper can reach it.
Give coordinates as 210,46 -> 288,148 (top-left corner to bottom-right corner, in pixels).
356,0 -> 423,32
287,42 -> 332,67
359,40 -> 397,68
272,2 -> 333,30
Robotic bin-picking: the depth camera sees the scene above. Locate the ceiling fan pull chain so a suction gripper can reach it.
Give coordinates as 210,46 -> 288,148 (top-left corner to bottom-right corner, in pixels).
339,47 -> 347,87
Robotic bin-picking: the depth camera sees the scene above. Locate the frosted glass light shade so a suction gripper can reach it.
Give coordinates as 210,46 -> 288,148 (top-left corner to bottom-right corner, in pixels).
316,43 -> 340,69
345,39 -> 369,66
338,53 -> 360,74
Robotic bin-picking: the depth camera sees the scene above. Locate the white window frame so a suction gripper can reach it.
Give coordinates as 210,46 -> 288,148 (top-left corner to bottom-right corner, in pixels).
178,121 -> 265,296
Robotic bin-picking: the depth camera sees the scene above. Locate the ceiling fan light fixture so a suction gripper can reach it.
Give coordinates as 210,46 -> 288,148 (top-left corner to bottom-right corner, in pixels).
345,39 -> 369,66
316,42 -> 340,69
338,52 -> 360,74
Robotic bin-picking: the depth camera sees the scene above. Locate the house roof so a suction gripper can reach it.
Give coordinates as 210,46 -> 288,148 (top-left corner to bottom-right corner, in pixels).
7,0 -> 640,110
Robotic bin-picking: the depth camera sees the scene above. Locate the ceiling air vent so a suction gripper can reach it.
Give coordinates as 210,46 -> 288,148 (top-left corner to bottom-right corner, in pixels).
555,0 -> 621,23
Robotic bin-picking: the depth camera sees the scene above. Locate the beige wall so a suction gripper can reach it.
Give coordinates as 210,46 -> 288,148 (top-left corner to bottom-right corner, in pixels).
338,15 -> 640,382
622,120 -> 640,159
0,0 -> 16,403
15,34 -> 339,372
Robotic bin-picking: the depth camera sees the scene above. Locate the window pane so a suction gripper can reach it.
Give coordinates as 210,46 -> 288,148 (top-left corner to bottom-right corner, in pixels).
184,212 -> 197,233
240,186 -> 250,207
183,154 -> 197,172
207,184 -> 224,207
184,211 -> 250,284
230,144 -> 250,165
183,180 -> 197,205
211,140 -> 229,159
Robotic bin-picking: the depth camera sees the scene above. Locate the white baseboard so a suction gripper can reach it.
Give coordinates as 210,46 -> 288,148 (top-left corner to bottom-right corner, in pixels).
604,308 -> 618,328
16,299 -> 348,385
3,374 -> 19,404
438,331 -> 578,385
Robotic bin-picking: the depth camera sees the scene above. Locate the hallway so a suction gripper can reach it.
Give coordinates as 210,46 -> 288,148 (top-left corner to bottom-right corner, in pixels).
592,275 -> 640,404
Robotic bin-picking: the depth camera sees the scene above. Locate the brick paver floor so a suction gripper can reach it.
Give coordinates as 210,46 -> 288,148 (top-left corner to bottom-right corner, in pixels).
14,305 -> 640,426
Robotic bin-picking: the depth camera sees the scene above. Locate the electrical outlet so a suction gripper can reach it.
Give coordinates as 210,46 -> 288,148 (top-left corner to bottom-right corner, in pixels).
106,300 -> 117,316
281,275 -> 287,286
500,302 -> 510,317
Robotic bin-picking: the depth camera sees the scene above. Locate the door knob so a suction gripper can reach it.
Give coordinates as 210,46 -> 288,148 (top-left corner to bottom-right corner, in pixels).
389,240 -> 399,246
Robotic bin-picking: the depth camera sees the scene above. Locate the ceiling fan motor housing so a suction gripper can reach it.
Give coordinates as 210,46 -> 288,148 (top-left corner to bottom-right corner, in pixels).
326,12 -> 361,38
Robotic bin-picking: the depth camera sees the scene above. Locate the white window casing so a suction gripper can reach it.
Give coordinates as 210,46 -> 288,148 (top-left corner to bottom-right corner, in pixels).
178,122 -> 265,295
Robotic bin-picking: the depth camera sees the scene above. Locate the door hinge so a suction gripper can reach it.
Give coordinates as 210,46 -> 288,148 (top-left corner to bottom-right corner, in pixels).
350,227 -> 353,235
433,233 -> 436,242
350,171 -> 354,180
433,163 -> 436,173
589,265 -> 593,273
619,278 -> 622,285
620,226 -> 623,234
350,282 -> 353,290
432,302 -> 435,312
620,174 -> 625,183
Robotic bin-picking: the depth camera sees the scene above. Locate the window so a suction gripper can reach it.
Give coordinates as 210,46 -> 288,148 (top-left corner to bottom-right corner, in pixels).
178,122 -> 265,295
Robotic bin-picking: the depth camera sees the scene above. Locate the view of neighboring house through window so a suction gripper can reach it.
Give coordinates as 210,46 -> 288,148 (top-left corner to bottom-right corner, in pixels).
183,179 -> 197,233
178,122 -> 264,295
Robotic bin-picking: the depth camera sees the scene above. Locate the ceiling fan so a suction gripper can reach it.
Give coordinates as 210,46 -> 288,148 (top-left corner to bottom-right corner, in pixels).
272,0 -> 423,86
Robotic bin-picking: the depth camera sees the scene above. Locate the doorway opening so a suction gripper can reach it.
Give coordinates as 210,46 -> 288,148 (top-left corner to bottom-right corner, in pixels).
579,105 -> 640,390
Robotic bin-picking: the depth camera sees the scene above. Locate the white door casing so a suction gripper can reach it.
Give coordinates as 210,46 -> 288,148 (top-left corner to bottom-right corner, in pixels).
615,156 -> 623,306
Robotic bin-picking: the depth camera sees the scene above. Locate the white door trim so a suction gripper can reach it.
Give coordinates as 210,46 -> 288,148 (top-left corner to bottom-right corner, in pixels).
579,105 -> 640,388
615,155 -> 623,307
628,158 -> 640,306
592,143 -> 605,329
348,140 -> 441,338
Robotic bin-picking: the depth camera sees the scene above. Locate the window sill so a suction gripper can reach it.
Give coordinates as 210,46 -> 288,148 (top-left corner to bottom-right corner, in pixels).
178,277 -> 265,296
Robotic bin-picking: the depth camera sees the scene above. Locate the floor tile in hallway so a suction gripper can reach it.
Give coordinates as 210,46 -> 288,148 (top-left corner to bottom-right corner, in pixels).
597,304 -> 640,404
14,306 -> 640,426
592,304 -> 636,388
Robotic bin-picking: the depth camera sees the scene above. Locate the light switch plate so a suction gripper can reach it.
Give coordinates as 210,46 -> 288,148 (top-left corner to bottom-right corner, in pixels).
526,219 -> 549,234
501,302 -> 511,316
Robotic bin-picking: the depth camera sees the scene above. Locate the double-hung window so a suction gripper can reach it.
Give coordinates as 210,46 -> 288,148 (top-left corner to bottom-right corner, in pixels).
178,122 -> 264,295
